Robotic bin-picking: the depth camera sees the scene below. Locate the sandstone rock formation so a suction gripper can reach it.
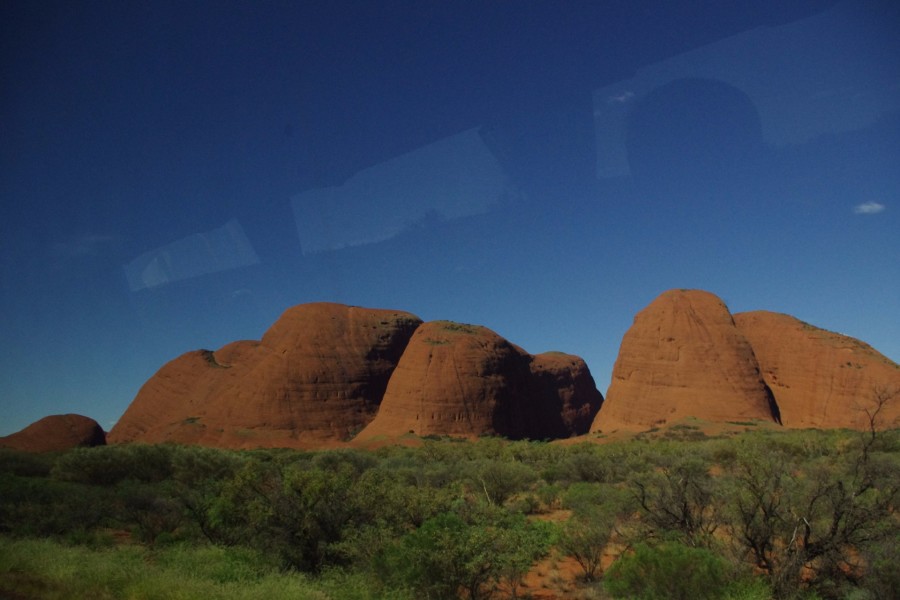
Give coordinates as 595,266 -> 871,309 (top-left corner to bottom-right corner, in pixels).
108,303 -> 422,448
107,293 -> 896,447
0,414 -> 106,453
735,311 -> 900,430
357,322 -> 603,440
591,289 -> 779,432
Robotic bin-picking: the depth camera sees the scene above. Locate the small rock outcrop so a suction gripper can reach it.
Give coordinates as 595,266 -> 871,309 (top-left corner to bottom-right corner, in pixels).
0,414 -> 106,453
357,322 -> 603,440
108,303 -> 422,448
735,311 -> 900,430
591,289 -> 779,432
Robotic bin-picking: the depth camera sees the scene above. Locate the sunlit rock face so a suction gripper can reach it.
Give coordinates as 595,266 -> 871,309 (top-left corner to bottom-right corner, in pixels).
735,311 -> 900,430
358,321 -> 603,440
0,414 -> 106,453
591,289 -> 779,433
108,303 -> 422,448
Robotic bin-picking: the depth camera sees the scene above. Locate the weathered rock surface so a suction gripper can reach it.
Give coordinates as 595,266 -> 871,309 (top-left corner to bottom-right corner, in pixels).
0,414 -> 106,453
108,303 -> 422,448
357,322 -> 603,440
591,289 -> 779,432
735,311 -> 900,430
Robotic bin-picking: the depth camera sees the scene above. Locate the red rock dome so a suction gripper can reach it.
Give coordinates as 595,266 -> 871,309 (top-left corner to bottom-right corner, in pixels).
0,414 -> 106,453
735,311 -> 900,430
591,289 -> 778,432
358,321 -> 603,440
108,303 -> 422,448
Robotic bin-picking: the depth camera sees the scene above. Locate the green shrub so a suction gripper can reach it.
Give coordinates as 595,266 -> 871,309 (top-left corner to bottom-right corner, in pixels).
560,481 -> 604,514
51,444 -> 176,485
859,536 -> 900,600
469,459 -> 536,507
0,474 -> 113,537
0,448 -> 55,477
376,512 -> 552,600
604,542 -> 729,600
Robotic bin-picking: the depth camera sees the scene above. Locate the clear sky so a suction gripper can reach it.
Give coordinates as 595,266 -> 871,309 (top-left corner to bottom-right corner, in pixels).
1,0 -> 898,435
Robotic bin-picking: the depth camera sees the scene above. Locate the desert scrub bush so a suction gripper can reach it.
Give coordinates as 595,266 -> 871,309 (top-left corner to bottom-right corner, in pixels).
0,473 -> 113,537
535,482 -> 562,511
211,457 -> 361,572
376,511 -> 552,600
560,481 -> 605,514
555,442 -> 652,485
663,422 -> 708,441
330,466 -> 458,568
0,448 -> 55,477
115,480 -> 186,544
603,542 -> 729,600
468,458 -> 537,507
855,535 -> 900,600
722,429 -> 900,599
51,443 -> 176,485
557,496 -> 629,582
629,449 -> 721,548
310,448 -> 379,476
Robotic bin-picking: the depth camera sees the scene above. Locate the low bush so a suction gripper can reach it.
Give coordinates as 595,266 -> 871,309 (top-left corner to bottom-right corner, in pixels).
604,542 -> 729,600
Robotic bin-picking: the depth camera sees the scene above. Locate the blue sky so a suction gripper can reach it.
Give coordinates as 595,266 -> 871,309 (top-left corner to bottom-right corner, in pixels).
1,0 -> 898,435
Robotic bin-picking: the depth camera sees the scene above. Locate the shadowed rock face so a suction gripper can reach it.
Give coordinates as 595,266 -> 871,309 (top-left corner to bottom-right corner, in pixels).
108,303 -> 422,448
530,352 -> 605,437
591,289 -> 779,432
735,311 -> 900,430
0,414 -> 106,453
357,322 -> 603,440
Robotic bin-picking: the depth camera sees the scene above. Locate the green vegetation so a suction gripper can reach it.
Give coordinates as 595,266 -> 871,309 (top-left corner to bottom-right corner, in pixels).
604,542 -> 730,600
1,421 -> 898,599
438,321 -> 481,334
0,537 -> 392,599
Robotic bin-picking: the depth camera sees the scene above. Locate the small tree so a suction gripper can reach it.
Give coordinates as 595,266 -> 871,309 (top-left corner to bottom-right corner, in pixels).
724,396 -> 900,599
631,451 -> 720,548
496,516 -> 554,600
558,507 -> 616,581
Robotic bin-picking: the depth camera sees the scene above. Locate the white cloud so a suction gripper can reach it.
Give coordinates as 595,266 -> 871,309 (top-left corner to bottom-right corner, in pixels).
853,202 -> 885,215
